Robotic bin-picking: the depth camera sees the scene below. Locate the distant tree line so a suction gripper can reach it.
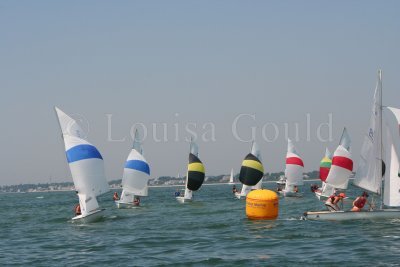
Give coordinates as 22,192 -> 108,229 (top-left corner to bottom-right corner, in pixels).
0,171 -> 320,192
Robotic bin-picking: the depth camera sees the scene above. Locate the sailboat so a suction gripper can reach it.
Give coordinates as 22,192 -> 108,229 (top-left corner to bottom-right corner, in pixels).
115,129 -> 150,208
314,128 -> 353,199
314,148 -> 333,199
281,139 -> 304,197
304,70 -> 400,220
176,140 -> 205,203
235,142 -> 264,199
55,107 -> 110,223
228,169 -> 235,185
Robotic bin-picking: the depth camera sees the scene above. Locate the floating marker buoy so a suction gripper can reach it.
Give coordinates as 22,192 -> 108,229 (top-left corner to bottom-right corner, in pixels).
246,189 -> 279,220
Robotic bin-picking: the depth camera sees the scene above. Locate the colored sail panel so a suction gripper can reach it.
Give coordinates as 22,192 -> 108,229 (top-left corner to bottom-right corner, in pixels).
122,149 -> 150,196
325,145 -> 353,189
63,135 -> 109,199
239,153 -> 264,186
319,148 -> 332,182
187,153 -> 205,191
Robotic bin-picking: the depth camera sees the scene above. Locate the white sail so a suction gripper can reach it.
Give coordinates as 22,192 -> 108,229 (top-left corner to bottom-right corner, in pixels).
229,169 -> 234,184
55,107 -> 109,217
284,139 -> 304,186
353,71 -> 382,194
184,139 -> 198,199
325,148 -> 332,159
339,127 -> 351,151
320,182 -> 335,197
120,130 -> 150,201
121,150 -> 150,198
325,145 -> 353,189
383,107 -> 400,206
251,142 -> 263,189
132,128 -> 142,154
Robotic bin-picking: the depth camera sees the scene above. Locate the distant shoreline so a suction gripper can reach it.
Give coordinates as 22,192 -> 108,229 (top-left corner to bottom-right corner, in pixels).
1,179 -> 321,193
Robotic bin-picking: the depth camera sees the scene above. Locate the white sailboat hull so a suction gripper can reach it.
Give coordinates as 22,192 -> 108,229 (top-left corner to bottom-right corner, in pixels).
115,200 -> 139,209
72,209 -> 105,223
176,196 -> 192,203
279,190 -> 302,197
314,190 -> 329,200
234,192 -> 243,199
303,209 -> 400,221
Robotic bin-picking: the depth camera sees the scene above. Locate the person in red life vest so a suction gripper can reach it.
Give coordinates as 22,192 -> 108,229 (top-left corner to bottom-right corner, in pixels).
74,204 -> 81,216
351,191 -> 369,212
133,196 -> 140,206
325,192 -> 346,211
113,192 -> 120,201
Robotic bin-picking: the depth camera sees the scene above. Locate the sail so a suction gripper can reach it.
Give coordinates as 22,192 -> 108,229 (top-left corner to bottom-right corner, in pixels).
383,107 -> 400,206
122,150 -> 150,197
325,145 -> 353,189
320,182 -> 335,197
319,148 -> 332,182
239,143 -> 264,187
284,139 -> 304,186
187,152 -> 205,191
339,127 -> 351,151
121,130 -> 149,197
132,129 -> 142,154
251,142 -> 263,189
229,169 -> 234,183
353,71 -> 382,194
55,107 -> 109,216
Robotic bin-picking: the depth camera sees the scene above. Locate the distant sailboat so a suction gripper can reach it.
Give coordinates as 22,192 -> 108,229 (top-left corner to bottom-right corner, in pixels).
282,139 -> 304,197
235,142 -> 264,199
314,148 -> 334,199
116,129 -> 150,208
305,70 -> 400,220
176,140 -> 205,203
228,168 -> 235,185
323,128 -> 353,193
55,107 -> 109,223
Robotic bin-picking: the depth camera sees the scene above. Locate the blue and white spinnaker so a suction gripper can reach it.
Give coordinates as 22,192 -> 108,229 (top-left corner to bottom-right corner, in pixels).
55,107 -> 109,222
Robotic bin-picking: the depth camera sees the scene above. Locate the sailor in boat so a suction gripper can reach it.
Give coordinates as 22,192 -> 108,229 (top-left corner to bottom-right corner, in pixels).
74,204 -> 81,216
133,196 -> 140,206
310,184 -> 319,193
113,192 -> 120,201
351,192 -> 370,212
232,185 -> 238,194
325,193 -> 346,211
174,189 -> 181,197
293,185 -> 299,193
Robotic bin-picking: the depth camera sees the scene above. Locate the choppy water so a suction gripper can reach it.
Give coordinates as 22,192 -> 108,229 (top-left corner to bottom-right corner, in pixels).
1,181 -> 400,266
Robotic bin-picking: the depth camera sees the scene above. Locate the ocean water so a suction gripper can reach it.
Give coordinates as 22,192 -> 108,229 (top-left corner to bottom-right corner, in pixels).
1,181 -> 400,266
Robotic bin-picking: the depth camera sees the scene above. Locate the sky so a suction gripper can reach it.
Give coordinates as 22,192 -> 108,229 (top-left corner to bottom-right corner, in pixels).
1,0 -> 399,185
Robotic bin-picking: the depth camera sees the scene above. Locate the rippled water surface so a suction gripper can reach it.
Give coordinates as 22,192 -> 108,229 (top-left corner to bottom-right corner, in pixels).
1,181 -> 400,266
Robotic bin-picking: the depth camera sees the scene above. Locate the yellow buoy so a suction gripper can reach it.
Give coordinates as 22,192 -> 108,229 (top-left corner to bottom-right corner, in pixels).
246,189 -> 279,220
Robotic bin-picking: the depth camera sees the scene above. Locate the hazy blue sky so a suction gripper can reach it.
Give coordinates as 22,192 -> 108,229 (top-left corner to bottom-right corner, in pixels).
1,1 -> 399,185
